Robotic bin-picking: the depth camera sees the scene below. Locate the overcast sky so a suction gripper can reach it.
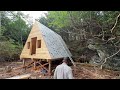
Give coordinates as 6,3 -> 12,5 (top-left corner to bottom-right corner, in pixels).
21,11 -> 48,22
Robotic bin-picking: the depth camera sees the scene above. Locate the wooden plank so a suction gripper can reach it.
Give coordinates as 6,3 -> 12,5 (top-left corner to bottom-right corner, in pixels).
24,60 -> 34,67
13,61 -> 34,70
38,61 -> 49,72
13,66 -> 24,70
36,62 -> 49,69
23,59 -> 25,67
34,60 -> 36,70
6,74 -> 31,79
48,60 -> 51,75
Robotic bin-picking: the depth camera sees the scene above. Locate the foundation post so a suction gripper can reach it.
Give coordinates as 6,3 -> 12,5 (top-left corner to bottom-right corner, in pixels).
23,59 -> 26,70
48,59 -> 51,76
33,59 -> 36,70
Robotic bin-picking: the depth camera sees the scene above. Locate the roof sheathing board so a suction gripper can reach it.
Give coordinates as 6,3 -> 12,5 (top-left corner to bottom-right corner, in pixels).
38,22 -> 71,59
57,35 -> 72,56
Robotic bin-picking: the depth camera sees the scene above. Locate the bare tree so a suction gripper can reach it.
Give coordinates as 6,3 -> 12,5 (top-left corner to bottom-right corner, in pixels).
111,13 -> 120,33
100,49 -> 120,69
0,11 -> 1,36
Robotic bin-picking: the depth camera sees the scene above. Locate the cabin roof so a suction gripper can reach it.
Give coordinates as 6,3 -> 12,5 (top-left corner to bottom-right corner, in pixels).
37,22 -> 72,59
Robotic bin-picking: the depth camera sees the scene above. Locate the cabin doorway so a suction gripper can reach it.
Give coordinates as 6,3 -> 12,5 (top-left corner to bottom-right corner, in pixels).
31,37 -> 37,55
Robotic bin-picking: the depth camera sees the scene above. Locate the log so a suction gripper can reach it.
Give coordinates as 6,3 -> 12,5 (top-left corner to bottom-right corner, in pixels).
6,74 -> 31,79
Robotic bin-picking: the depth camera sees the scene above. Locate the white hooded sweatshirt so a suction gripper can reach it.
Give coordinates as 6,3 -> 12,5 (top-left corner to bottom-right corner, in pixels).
53,62 -> 74,79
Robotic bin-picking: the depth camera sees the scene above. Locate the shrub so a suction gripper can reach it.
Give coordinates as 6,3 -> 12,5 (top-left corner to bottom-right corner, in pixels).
0,40 -> 22,62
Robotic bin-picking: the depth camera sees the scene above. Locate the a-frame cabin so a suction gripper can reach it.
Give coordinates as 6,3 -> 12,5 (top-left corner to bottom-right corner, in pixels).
20,21 -> 73,75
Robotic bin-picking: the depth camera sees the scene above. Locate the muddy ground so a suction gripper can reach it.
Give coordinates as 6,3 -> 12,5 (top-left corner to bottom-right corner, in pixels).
0,61 -> 120,79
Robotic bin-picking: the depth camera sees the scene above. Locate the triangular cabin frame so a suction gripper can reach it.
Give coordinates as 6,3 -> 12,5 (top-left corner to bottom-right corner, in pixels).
20,21 -> 72,75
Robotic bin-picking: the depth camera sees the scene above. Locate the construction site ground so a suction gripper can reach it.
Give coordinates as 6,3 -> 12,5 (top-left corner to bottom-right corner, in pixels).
0,61 -> 120,79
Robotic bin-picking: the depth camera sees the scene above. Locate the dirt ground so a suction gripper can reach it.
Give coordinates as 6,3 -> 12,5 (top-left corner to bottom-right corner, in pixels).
0,61 -> 120,79
0,61 -> 52,79
73,63 -> 120,79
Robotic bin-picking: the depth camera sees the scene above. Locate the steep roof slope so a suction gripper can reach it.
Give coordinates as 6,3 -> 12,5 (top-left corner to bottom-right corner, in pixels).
37,22 -> 72,59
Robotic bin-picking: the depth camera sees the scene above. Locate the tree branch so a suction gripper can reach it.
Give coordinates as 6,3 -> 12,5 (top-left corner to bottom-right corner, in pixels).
111,13 -> 120,33
67,11 -> 82,31
106,49 -> 120,59
100,48 -> 120,69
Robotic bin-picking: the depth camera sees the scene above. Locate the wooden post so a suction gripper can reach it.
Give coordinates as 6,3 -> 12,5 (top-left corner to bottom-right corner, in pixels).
23,59 -> 25,67
48,60 -> 51,76
23,59 -> 26,70
33,59 -> 36,70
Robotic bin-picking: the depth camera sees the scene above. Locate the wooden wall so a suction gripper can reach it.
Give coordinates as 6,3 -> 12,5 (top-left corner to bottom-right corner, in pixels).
20,22 -> 51,60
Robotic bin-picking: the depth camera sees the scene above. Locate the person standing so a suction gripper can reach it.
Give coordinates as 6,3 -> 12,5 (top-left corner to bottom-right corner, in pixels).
53,57 -> 74,79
